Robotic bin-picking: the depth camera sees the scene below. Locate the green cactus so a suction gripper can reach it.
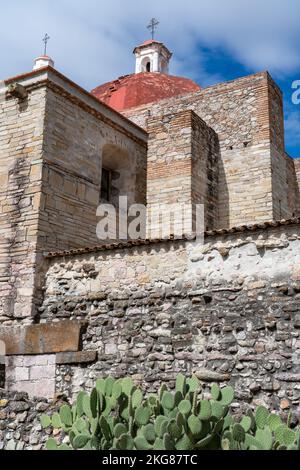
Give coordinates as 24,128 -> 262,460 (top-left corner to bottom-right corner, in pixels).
255,428 -> 273,450
76,391 -> 86,417
178,400 -> 192,416
176,373 -> 186,395
161,391 -> 175,411
232,424 -> 245,443
153,438 -> 165,450
255,406 -> 269,429
267,413 -> 282,432
134,436 -> 153,450
240,416 -> 252,433
73,434 -> 91,450
122,377 -> 134,396
199,400 -> 212,421
112,380 -> 122,399
116,434 -> 134,450
90,388 -> 98,417
163,433 -> 174,450
220,386 -> 234,406
275,425 -> 296,447
104,377 -> 115,396
188,415 -> 202,436
167,419 -> 183,440
139,424 -> 154,443
176,434 -> 193,451
40,414 -> 51,429
135,406 -> 151,426
114,423 -> 127,438
96,378 -> 106,394
186,375 -> 199,393
100,416 -> 111,441
211,383 -> 221,401
46,438 -> 58,451
51,412 -> 62,429
132,388 -> 143,408
211,401 -> 225,420
43,373 -> 300,451
59,405 -> 73,428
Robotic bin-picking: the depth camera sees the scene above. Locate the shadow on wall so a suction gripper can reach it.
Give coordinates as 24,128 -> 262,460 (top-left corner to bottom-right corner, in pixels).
218,157 -> 230,229
101,143 -> 137,207
0,340 -> 5,388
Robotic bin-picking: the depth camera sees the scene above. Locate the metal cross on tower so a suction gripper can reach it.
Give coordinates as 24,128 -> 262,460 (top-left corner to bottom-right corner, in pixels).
43,33 -> 50,55
147,18 -> 159,40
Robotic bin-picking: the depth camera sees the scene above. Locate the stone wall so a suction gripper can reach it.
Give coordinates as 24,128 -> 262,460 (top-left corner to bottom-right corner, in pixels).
40,84 -> 147,252
0,67 -> 147,325
286,155 -> 300,217
0,389 -> 63,450
124,72 -> 300,227
27,220 -> 300,413
147,110 -> 219,236
0,84 -> 46,323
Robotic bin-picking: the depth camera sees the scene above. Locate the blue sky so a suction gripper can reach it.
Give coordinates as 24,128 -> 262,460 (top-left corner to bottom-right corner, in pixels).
1,0 -> 300,157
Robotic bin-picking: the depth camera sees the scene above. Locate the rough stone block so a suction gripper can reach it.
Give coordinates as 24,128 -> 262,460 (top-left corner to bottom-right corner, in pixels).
55,351 -> 97,365
0,321 -> 83,355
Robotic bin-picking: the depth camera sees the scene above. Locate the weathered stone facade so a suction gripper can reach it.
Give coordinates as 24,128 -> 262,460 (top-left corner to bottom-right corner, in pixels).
0,68 -> 147,324
0,389 -> 64,450
1,47 -> 300,448
2,221 -> 293,415
124,72 -> 300,228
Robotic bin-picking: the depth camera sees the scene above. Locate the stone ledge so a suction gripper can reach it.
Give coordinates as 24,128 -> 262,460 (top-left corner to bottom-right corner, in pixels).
0,322 -> 83,355
56,351 -> 97,365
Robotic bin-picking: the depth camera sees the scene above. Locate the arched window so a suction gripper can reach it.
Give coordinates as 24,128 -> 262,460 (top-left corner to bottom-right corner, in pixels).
141,57 -> 152,73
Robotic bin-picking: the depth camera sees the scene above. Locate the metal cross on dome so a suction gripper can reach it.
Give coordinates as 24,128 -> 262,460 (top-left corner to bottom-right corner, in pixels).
147,18 -> 159,40
43,33 -> 50,56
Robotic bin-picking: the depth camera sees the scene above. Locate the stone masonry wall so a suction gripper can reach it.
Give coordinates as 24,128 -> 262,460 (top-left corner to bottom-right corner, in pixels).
294,158 -> 300,215
5,355 -> 56,399
37,222 -> 300,414
0,389 -> 64,450
124,72 -> 300,227
0,68 -> 147,325
286,155 -> 300,218
40,86 -> 147,252
0,85 -> 46,324
147,110 -> 219,237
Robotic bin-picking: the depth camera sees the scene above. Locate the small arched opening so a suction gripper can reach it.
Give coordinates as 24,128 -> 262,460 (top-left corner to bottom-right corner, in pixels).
141,57 -> 152,73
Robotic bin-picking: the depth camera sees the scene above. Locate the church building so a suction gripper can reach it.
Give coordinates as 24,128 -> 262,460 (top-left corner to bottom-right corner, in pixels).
0,33 -> 300,424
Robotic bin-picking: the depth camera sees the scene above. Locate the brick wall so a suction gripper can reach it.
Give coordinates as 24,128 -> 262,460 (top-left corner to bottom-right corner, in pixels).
147,110 -> 219,236
124,72 -> 300,227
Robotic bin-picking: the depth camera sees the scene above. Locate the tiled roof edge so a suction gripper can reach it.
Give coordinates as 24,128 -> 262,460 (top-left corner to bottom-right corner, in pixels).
45,217 -> 300,259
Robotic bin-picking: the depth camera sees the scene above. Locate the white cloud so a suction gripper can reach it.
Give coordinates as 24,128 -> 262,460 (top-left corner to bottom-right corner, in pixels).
285,110 -> 300,148
1,1 -> 300,154
1,0 -> 300,90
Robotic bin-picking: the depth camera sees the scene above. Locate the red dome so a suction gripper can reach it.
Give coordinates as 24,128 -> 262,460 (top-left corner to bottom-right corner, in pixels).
91,73 -> 200,112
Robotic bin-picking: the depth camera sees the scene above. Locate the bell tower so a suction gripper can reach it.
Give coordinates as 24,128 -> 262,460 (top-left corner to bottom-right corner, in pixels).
134,40 -> 172,74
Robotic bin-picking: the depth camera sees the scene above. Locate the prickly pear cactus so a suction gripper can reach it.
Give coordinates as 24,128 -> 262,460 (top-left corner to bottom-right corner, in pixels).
41,375 -> 300,451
